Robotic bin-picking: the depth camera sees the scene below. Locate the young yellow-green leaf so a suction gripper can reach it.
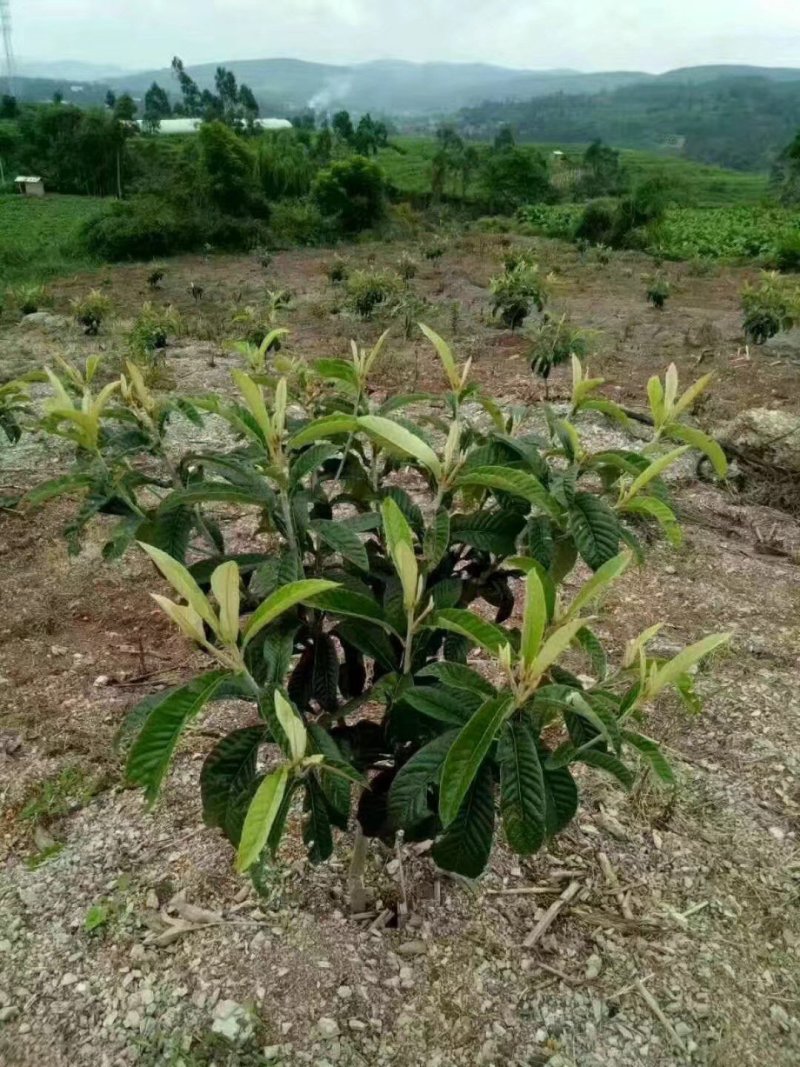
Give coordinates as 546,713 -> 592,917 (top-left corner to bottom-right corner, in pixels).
666,424 -> 728,478
520,568 -> 547,668
242,579 -> 340,647
150,595 -> 207,645
622,622 -> 663,668
363,327 -> 391,377
672,372 -> 714,419
357,415 -> 442,479
273,377 -> 288,437
418,322 -> 461,392
560,551 -> 631,622
232,370 -> 272,441
439,693 -> 514,827
138,542 -> 218,630
289,414 -> 360,449
663,363 -> 679,413
210,560 -> 241,645
529,618 -> 587,678
381,496 -> 414,557
647,374 -> 665,426
259,327 -> 289,355
620,496 -> 682,546
431,608 -> 516,658
620,446 -> 688,503
236,765 -> 290,872
394,540 -> 419,612
274,691 -> 307,762
647,633 -> 730,699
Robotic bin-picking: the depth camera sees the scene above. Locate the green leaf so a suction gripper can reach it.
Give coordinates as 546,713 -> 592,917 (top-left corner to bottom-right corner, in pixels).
312,633 -> 340,712
236,765 -> 290,871
561,550 -> 631,620
541,755 -> 579,836
568,692 -> 622,754
289,442 -> 340,487
568,493 -> 620,570
520,567 -> 547,669
431,608 -> 514,658
158,482 -> 274,511
303,776 -> 334,864
530,618 -> 586,678
623,731 -> 676,784
274,691 -> 307,761
289,414 -> 359,448
455,466 -> 562,519
578,749 -> 634,790
439,694 -> 514,827
311,519 -> 369,572
401,685 -> 480,726
335,619 -> 399,671
432,762 -> 495,878
450,510 -> 527,555
314,357 -> 361,390
623,447 -> 688,502
666,424 -> 728,478
200,726 -> 267,844
424,509 -> 451,570
136,507 -> 194,562
388,730 -> 459,830
127,671 -> 231,804
576,627 -> 608,680
620,496 -> 682,546
357,414 -> 442,479
498,719 -> 546,855
416,662 -> 496,697
648,633 -> 730,698
309,587 -> 393,631
418,322 -> 461,392
242,579 -> 340,647
24,472 -> 93,507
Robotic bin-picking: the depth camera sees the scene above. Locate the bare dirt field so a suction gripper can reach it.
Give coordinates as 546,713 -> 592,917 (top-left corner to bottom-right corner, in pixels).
1,236 -> 799,1066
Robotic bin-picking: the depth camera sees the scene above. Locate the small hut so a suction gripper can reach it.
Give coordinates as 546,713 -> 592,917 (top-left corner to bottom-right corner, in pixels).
15,176 -> 45,197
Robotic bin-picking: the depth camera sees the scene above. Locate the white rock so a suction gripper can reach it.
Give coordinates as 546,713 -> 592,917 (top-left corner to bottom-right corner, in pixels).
585,954 -> 603,980
317,1017 -> 340,1039
336,986 -> 353,1000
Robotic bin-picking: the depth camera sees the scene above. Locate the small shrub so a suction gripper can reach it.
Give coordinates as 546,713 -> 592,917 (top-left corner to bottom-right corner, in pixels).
344,269 -> 401,319
397,251 -> 419,281
327,255 -> 350,284
71,289 -> 112,335
772,234 -> 800,274
646,276 -> 671,310
82,197 -> 198,261
742,272 -> 800,344
268,200 -> 330,247
489,262 -> 548,329
147,269 -> 164,289
423,243 -> 445,261
574,199 -> 617,247
7,283 -> 49,316
526,313 -> 591,397
129,302 -> 182,362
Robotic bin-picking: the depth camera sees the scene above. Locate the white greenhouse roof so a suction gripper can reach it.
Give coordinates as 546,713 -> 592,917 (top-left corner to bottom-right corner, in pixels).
138,117 -> 292,135
15,176 -> 42,183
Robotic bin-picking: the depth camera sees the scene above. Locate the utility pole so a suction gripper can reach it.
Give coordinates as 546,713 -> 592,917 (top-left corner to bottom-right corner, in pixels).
0,0 -> 15,98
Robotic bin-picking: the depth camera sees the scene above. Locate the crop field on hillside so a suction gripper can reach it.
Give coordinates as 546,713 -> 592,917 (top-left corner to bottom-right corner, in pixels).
0,194 -> 104,285
1,228 -> 799,1066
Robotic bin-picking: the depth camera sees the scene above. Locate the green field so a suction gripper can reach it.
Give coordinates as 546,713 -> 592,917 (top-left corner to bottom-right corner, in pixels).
379,136 -> 771,209
0,194 -> 104,287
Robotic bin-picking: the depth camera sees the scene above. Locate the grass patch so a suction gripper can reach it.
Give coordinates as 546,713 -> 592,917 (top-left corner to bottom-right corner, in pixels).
0,194 -> 104,287
20,764 -> 103,827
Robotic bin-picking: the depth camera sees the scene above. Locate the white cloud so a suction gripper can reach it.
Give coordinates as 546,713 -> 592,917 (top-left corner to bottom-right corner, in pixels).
10,0 -> 800,72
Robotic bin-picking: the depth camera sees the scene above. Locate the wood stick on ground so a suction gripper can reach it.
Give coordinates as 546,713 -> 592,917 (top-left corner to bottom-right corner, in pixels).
368,908 -> 393,932
635,979 -> 687,1053
395,830 -> 408,930
598,851 -> 635,920
523,879 -> 583,948
486,886 -> 558,897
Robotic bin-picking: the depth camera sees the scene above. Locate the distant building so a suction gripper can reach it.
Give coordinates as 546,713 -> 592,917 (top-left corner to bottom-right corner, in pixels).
15,176 -> 45,197
138,117 -> 293,135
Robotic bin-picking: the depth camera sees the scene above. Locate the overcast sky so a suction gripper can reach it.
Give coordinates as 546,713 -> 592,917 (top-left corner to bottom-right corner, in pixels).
11,0 -> 800,73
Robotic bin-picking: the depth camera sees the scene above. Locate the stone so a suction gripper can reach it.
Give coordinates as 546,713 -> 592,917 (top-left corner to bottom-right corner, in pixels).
396,940 -> 427,957
716,408 -> 800,473
317,1017 -> 340,1039
0,1006 -> 19,1023
211,1000 -> 254,1043
585,954 -> 603,980
348,1019 -> 367,1031
336,986 -> 353,1000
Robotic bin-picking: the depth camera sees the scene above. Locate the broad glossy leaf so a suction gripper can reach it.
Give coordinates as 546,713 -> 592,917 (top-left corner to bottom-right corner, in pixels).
561,550 -> 631,621
138,541 -> 217,629
236,765 -> 290,871
303,776 -> 334,864
289,414 -> 359,448
310,587 -> 392,631
416,661 -> 496,697
358,415 -> 442,479
274,691 -> 307,761
455,466 -> 562,519
127,670 -> 231,803
439,693 -> 514,826
578,748 -> 634,789
200,725 -> 266,844
401,685 -> 480,725
647,633 -> 730,698
242,579 -> 340,647
388,729 -> 459,830
623,730 -> 675,784
568,493 -> 620,570
520,567 -> 547,669
432,762 -> 495,878
498,719 -> 546,855
424,508 -> 451,570
667,424 -> 728,478
418,322 -> 461,391
431,608 -> 513,658
311,518 -> 369,571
